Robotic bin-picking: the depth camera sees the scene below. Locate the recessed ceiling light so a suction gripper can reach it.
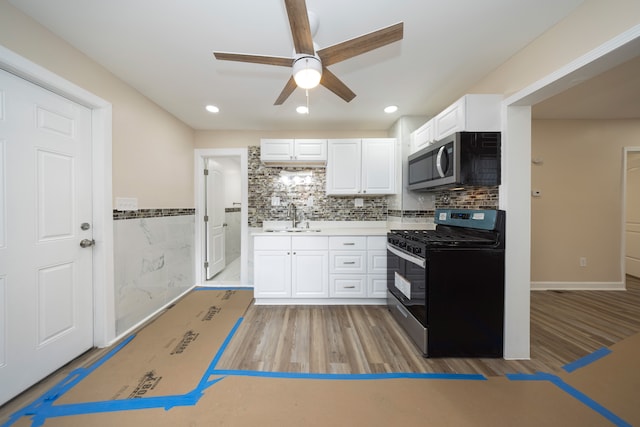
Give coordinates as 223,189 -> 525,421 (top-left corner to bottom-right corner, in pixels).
296,106 -> 309,114
384,105 -> 398,114
205,105 -> 220,113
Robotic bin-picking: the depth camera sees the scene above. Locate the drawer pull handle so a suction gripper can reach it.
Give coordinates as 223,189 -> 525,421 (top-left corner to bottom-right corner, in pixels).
343,261 -> 356,265
344,286 -> 356,289
343,243 -> 355,246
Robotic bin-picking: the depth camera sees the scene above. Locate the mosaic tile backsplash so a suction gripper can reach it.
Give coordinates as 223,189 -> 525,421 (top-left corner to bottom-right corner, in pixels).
248,146 -> 498,226
248,146 -> 387,227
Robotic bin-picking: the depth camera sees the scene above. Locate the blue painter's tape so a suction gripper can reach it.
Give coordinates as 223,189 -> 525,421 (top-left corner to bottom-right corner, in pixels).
210,369 -> 486,381
563,347 -> 611,373
507,372 -> 631,427
199,316 -> 244,387
1,334 -> 137,427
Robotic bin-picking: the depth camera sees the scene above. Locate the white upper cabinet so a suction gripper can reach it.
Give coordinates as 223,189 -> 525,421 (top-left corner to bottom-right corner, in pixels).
326,138 -> 396,195
410,119 -> 434,154
260,138 -> 327,166
433,94 -> 502,141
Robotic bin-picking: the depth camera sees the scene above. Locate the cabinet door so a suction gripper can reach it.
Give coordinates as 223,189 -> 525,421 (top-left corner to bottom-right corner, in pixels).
411,120 -> 433,154
367,275 -> 387,298
326,139 -> 361,195
254,250 -> 291,298
361,138 -> 396,194
434,98 -> 464,141
260,139 -> 294,161
294,139 -> 327,162
292,250 -> 329,298
367,250 -> 387,274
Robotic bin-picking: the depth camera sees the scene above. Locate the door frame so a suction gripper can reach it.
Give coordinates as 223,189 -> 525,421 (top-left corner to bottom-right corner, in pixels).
500,24 -> 640,359
194,148 -> 249,286
0,44 -> 115,347
622,147 -> 640,280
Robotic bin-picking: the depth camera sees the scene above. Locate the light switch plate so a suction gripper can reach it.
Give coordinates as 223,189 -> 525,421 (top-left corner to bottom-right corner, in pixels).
116,197 -> 138,211
354,198 -> 364,207
271,196 -> 280,206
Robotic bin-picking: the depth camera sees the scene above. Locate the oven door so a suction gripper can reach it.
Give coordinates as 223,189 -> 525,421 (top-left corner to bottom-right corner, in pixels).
386,245 -> 427,326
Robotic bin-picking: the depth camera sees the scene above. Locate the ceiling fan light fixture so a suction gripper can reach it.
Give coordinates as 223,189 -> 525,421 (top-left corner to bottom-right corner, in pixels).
292,55 -> 322,89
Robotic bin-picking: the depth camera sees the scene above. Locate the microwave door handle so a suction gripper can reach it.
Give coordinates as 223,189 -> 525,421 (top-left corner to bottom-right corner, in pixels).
436,146 -> 446,177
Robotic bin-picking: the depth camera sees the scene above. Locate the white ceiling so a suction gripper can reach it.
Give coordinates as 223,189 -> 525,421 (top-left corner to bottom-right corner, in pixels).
10,0 -> 592,131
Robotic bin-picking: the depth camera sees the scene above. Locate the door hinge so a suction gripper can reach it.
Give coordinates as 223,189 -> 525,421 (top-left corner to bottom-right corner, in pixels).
204,262 -> 209,269
204,215 -> 209,222
204,169 -> 209,176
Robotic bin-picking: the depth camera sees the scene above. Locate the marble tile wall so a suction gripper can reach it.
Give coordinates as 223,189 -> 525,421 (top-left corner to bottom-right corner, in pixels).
114,211 -> 194,335
248,146 -> 387,227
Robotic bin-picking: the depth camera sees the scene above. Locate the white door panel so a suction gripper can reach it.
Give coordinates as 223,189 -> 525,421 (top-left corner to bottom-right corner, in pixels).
0,69 -> 93,405
206,167 -> 226,278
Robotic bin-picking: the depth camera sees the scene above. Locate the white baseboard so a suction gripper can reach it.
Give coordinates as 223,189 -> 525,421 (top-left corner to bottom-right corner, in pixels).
531,281 -> 625,291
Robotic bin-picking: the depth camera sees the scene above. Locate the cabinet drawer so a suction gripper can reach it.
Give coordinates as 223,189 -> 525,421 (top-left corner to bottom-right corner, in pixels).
292,236 -> 329,250
330,275 -> 367,298
367,236 -> 387,250
367,250 -> 387,274
254,236 -> 290,250
329,236 -> 366,250
330,251 -> 366,274
367,274 -> 387,298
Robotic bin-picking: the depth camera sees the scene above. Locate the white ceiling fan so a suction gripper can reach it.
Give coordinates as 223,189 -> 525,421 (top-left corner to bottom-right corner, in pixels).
213,0 -> 404,105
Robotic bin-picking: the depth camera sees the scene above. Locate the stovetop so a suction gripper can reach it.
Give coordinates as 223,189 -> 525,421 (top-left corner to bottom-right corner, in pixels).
387,209 -> 505,257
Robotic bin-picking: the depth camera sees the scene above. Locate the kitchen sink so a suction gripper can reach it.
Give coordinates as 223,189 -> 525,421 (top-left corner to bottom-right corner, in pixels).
263,228 -> 321,233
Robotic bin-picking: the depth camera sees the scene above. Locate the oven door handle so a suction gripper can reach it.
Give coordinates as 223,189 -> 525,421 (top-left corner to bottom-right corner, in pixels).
387,244 -> 426,269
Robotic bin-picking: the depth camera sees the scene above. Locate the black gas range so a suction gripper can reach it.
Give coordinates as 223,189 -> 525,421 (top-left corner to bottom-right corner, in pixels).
386,208 -> 505,358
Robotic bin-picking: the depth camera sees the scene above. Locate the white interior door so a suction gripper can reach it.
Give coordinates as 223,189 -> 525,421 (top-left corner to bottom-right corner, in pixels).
206,165 -> 225,278
0,69 -> 93,405
626,152 -> 640,278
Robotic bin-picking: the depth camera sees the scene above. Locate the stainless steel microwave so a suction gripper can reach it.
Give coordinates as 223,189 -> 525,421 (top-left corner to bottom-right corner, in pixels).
407,132 -> 501,191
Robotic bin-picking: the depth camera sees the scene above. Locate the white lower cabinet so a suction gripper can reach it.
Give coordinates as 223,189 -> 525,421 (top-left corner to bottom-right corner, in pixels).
254,235 -> 329,299
254,233 -> 387,302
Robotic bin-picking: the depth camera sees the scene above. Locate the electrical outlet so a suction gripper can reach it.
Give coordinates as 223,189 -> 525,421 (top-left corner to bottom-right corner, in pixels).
579,257 -> 587,267
116,197 -> 138,211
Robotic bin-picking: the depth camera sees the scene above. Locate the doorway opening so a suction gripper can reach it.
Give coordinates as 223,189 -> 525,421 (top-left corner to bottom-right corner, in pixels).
624,147 -> 640,279
195,148 -> 249,286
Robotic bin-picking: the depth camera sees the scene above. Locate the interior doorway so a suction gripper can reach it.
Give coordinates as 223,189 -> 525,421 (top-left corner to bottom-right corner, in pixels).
194,148 -> 249,286
624,148 -> 640,279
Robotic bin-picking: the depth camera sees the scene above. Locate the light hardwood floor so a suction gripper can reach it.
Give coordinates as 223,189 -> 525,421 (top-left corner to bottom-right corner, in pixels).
216,275 -> 640,376
1,276 -> 639,422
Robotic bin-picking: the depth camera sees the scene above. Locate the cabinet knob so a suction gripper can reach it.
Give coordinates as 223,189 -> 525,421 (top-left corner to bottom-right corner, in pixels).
363,190 -> 366,194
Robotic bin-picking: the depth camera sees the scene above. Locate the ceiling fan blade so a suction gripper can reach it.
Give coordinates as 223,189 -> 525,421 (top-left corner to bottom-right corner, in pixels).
284,0 -> 314,55
320,68 -> 356,103
274,76 -> 298,105
317,22 -> 404,66
213,52 -> 294,67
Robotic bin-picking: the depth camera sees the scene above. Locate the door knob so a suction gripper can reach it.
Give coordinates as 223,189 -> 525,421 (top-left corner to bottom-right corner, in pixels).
80,239 -> 96,248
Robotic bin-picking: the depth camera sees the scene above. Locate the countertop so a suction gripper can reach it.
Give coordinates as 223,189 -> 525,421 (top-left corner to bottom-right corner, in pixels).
251,220 -> 435,237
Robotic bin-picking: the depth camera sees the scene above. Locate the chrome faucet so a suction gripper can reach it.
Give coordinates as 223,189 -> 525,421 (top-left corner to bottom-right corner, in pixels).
287,202 -> 297,228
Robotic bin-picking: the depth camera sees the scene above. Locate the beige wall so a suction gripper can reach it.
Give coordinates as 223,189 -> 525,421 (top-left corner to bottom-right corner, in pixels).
470,0 -> 640,97
194,129 -> 389,148
531,119 -> 640,283
0,1 -> 195,208
464,0 -> 640,287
